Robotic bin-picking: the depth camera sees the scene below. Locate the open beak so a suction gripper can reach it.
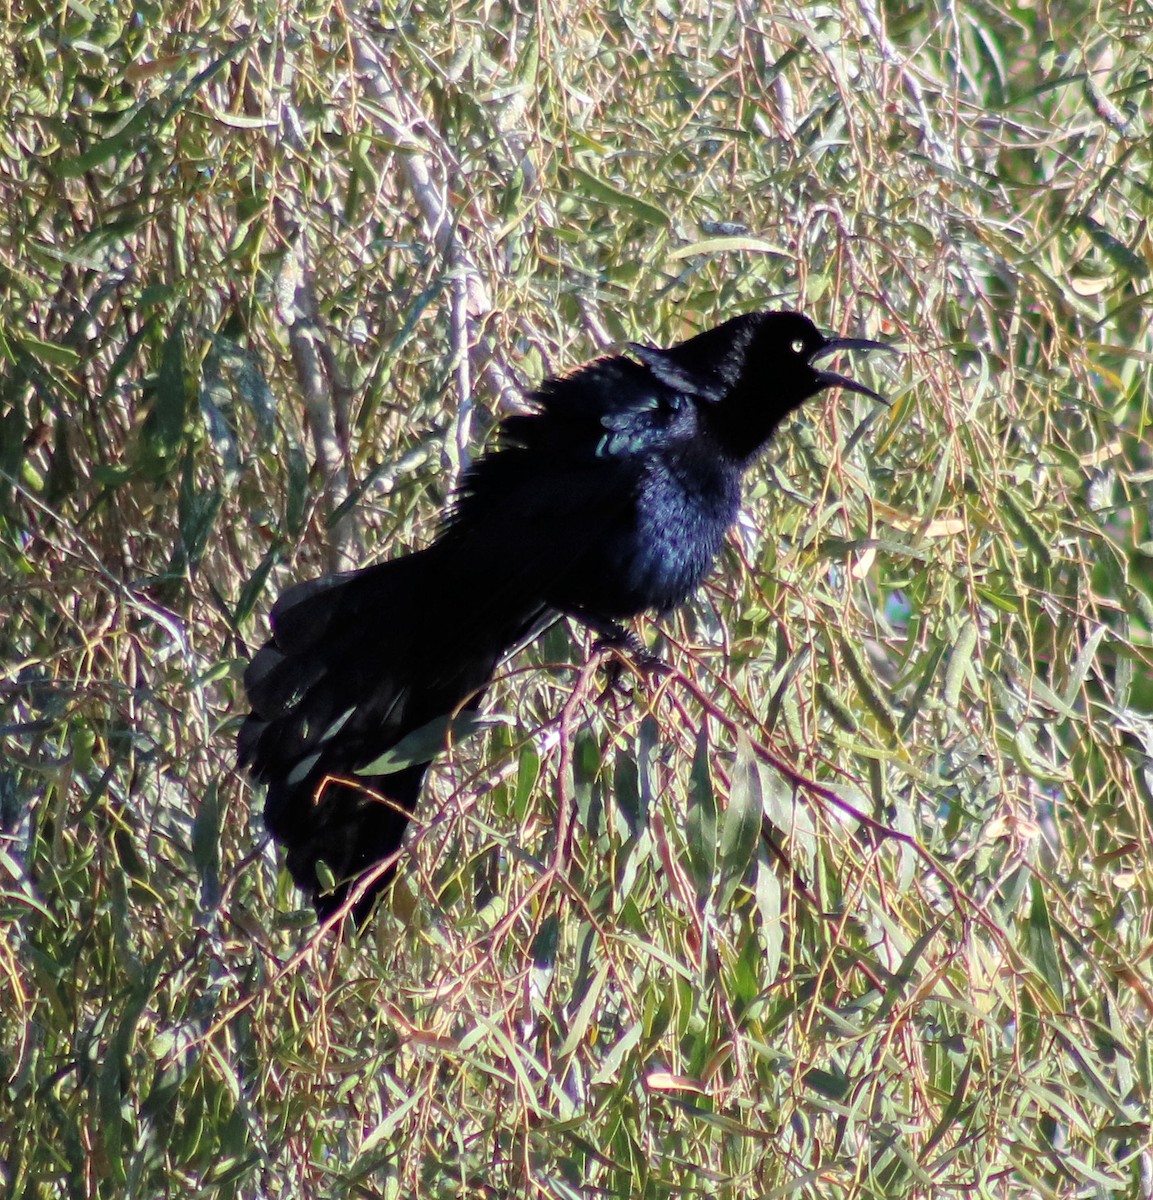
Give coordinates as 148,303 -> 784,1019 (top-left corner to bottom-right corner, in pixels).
810,336 -> 897,404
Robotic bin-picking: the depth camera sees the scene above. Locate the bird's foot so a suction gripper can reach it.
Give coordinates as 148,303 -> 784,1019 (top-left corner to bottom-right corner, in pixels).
585,623 -> 669,704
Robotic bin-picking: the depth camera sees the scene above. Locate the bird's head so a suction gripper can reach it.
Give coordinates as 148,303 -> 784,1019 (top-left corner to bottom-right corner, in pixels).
632,310 -> 894,460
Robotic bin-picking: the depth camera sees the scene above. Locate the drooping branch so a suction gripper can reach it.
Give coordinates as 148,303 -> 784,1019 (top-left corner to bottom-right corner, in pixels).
346,21 -> 525,481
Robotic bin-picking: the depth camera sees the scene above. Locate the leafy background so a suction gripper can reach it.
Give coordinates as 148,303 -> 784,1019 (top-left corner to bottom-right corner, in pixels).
3,2 -> 1152,1197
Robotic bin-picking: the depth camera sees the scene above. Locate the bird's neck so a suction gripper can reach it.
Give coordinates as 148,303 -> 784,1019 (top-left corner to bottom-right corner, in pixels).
707,383 -> 809,463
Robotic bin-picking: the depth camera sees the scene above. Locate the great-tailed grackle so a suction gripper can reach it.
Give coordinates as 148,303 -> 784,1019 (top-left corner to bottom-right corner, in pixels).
237,310 -> 889,922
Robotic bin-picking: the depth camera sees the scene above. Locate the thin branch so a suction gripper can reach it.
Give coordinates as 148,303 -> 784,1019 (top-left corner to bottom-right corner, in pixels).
347,18 -> 524,444
274,226 -> 358,570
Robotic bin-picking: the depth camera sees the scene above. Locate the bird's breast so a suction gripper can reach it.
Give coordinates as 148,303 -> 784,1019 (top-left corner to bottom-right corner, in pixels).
629,448 -> 741,609
548,442 -> 742,619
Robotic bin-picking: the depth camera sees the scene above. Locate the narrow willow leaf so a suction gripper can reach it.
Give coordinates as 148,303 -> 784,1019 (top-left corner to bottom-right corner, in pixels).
892,796 -> 917,892
876,918 -> 946,1022
1012,725 -> 1070,785
764,643 -> 810,732
898,638 -> 947,736
998,487 -> 1054,568
512,742 -> 540,823
98,949 -> 169,1183
556,961 -> 610,1060
206,331 -> 277,438
923,1055 -> 974,1156
760,762 -> 815,879
285,443 -> 310,535
233,550 -> 278,627
803,1066 -> 850,1101
728,922 -> 765,1012
13,330 -> 81,367
1024,876 -> 1064,1007
839,635 -> 897,738
1076,213 -> 1150,278
613,733 -> 644,837
590,1020 -> 644,1086
356,711 -> 501,775
1060,624 -> 1107,709
140,318 -> 189,464
818,680 -> 859,732
58,104 -> 154,176
568,165 -> 670,228
668,235 -> 790,260
358,1089 -> 424,1157
637,714 -> 658,826
943,619 -> 978,708
192,781 -> 220,908
754,849 -> 783,983
177,450 -> 223,571
573,730 -> 603,837
716,731 -> 762,910
531,912 -> 560,969
974,584 -> 1020,613
685,722 -> 716,902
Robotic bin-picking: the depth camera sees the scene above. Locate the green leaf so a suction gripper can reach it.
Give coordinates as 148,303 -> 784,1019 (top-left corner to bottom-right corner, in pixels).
512,742 -> 540,823
12,331 -> 81,368
754,849 -> 783,982
285,443 -> 310,535
943,618 -> 978,709
140,318 -> 189,465
177,449 -> 223,573
684,721 -> 716,902
716,731 -> 762,910
898,637 -> 947,736
998,486 -> 1054,569
98,948 -> 169,1184
355,711 -> 502,775
205,332 -> 277,439
1023,875 -> 1064,1007
611,710 -> 657,835
668,235 -> 791,260
839,635 -> 897,738
1060,624 -> 1107,709
760,762 -> 814,879
1075,213 -> 1150,278
192,781 -> 220,909
973,583 -> 1020,613
567,165 -> 671,228
817,680 -> 859,732
875,918 -> 946,1023
56,102 -> 156,177
556,961 -> 610,1060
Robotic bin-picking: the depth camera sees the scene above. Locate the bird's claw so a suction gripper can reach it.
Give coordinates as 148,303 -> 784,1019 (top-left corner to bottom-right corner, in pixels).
591,630 -> 669,705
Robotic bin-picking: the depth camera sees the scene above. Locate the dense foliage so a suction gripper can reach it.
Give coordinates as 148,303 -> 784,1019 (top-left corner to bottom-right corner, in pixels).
2,2 -> 1152,1196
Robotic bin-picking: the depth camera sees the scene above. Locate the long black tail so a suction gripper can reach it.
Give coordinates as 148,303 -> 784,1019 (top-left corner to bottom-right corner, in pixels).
238,546 -> 543,922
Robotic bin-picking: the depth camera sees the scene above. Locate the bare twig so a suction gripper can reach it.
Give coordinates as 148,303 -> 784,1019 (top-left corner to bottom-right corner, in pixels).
247,51 -> 359,570
274,225 -> 359,570
347,19 -> 525,464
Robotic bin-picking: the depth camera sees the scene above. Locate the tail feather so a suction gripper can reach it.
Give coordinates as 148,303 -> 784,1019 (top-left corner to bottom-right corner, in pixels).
242,645 -> 327,720
267,572 -> 357,652
269,766 -> 425,924
239,546 -> 544,922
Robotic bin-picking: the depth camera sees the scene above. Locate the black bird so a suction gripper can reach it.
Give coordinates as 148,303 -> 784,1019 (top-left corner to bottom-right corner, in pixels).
238,310 -> 889,922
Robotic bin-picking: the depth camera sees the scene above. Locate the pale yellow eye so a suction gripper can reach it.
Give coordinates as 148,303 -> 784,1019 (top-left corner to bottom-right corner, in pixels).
791,338 -> 806,354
